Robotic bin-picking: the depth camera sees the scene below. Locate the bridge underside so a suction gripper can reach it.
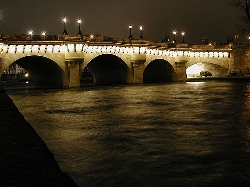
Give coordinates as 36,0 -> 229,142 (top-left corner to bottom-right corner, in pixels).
143,59 -> 175,84
15,56 -> 68,87
87,54 -> 129,85
187,62 -> 228,77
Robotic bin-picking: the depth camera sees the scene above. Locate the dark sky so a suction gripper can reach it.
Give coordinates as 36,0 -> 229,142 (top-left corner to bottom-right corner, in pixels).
0,0 -> 240,44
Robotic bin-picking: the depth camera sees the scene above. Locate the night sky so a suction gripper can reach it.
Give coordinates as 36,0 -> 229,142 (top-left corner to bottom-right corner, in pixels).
0,0 -> 240,44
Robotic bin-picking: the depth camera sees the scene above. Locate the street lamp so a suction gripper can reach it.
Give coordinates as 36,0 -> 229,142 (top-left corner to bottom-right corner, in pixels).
129,25 -> 133,40
41,31 -> 46,39
77,19 -> 82,35
28,30 -> 33,38
139,26 -> 143,39
62,17 -> 68,35
181,32 -> 185,43
90,34 -> 94,41
173,31 -> 177,43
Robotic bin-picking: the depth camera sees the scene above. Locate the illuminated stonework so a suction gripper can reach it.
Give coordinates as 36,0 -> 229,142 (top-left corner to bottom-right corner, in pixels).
0,40 -> 238,87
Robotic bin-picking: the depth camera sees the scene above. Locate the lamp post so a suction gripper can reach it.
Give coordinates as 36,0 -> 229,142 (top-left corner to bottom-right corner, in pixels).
77,19 -> 82,35
173,31 -> 177,43
62,17 -> 68,35
139,26 -> 143,39
90,34 -> 94,41
41,31 -> 46,40
28,30 -> 33,39
129,25 -> 133,40
181,32 -> 185,43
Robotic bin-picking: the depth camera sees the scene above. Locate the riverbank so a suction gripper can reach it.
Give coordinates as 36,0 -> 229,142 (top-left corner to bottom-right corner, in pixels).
0,85 -> 78,187
186,76 -> 250,82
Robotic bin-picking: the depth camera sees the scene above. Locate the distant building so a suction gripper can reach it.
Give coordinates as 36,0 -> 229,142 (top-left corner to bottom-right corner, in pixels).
201,38 -> 208,45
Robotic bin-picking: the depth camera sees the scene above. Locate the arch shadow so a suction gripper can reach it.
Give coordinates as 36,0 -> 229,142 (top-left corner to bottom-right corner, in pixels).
87,54 -> 129,85
143,59 -> 175,84
14,56 -> 68,87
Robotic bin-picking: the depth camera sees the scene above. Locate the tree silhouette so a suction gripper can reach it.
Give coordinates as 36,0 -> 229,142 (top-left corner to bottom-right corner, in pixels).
230,0 -> 250,32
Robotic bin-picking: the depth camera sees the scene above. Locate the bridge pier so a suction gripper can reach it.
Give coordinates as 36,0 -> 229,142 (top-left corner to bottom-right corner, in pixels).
66,59 -> 83,88
131,60 -> 145,84
175,60 -> 187,81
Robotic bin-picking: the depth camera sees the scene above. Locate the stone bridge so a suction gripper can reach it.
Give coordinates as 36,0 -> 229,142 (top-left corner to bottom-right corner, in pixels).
0,38 -> 248,88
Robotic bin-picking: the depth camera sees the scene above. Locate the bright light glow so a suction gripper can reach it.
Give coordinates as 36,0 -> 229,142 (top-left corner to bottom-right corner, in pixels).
53,45 -> 60,53
177,51 -> 183,56
173,31 -> 177,35
181,32 -> 185,36
60,45 -> 67,52
32,45 -> 39,52
219,52 -> 224,57
209,52 -> 214,56
17,45 -> 24,53
25,45 -> 32,52
76,44 -> 83,51
8,45 -> 16,53
173,51 -> 177,57
77,19 -> 82,24
90,34 -> 94,39
28,30 -> 33,35
129,25 -> 132,29
47,45 -> 53,52
41,31 -> 46,36
68,44 -> 74,51
63,17 -> 67,23
25,73 -> 29,77
40,45 -> 46,52
186,64 -> 202,77
2,45 -> 8,52
139,26 -> 143,31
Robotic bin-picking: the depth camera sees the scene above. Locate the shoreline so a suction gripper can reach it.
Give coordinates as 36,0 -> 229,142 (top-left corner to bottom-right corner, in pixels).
186,76 -> 250,82
0,85 -> 78,187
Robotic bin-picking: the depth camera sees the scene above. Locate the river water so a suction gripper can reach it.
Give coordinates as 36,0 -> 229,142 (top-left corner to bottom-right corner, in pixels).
5,82 -> 250,186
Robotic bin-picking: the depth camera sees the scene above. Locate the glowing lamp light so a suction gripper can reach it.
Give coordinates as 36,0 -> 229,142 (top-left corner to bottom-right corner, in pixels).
77,19 -> 82,24
128,25 -> 133,39
63,17 -> 67,23
173,31 -> 177,43
28,30 -> 33,36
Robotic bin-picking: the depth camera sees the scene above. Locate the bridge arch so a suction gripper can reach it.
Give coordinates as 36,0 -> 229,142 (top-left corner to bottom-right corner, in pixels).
10,56 -> 69,87
143,59 -> 176,83
85,54 -> 129,85
186,62 -> 228,77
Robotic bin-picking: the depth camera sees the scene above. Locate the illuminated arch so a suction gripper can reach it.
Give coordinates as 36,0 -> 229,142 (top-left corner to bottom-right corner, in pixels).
186,62 -> 228,77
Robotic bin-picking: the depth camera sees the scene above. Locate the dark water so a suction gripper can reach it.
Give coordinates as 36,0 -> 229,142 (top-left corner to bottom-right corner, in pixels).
6,82 -> 250,186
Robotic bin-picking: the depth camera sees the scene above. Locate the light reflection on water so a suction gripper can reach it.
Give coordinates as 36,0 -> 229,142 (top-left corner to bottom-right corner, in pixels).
7,82 -> 250,186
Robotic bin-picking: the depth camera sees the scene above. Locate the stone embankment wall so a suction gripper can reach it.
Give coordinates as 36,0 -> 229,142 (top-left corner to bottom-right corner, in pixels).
0,85 -> 78,187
